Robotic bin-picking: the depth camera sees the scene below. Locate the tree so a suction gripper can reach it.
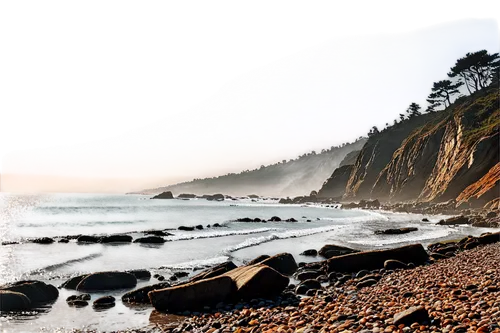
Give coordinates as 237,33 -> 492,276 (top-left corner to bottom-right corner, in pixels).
448,50 -> 500,94
399,114 -> 406,122
426,80 -> 462,110
368,126 -> 379,137
406,102 -> 422,118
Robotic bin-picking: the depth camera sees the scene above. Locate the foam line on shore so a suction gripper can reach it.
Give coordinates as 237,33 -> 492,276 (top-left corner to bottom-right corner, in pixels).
348,228 -> 460,247
221,212 -> 391,253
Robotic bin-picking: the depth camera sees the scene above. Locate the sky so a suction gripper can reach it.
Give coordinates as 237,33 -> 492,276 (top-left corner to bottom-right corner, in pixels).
0,18 -> 499,193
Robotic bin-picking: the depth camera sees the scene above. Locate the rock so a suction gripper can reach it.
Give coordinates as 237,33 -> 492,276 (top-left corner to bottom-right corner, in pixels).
355,270 -> 370,278
195,225 -> 204,230
148,275 -> 235,312
247,255 -> 270,265
77,235 -> 101,243
486,211 -> 497,218
76,272 -> 137,292
169,276 -> 177,282
375,227 -> 418,235
356,279 -> 378,288
151,191 -> 174,199
178,193 -> 196,199
58,238 -> 69,243
318,244 -> 359,258
326,244 -> 429,273
93,296 -> 115,308
422,218 -> 429,222
1,280 -> 59,304
122,282 -> 171,304
31,237 -> 55,244
126,269 -> 151,280
223,264 -> 289,300
286,218 -> 298,222
173,271 -> 189,278
157,276 -> 165,281
61,275 -> 89,290
133,236 -> 165,244
0,290 -> 31,311
393,306 -> 430,326
260,253 -> 298,275
384,259 -> 408,270
236,217 -> 254,222
206,193 -> 225,201
67,299 -> 88,307
437,215 -> 470,225
178,226 -> 195,231
79,293 -> 91,301
300,249 -> 318,256
100,235 -> 133,243
295,279 -> 322,295
144,230 -> 173,237
189,261 -> 238,282
478,231 -> 500,245
295,270 -> 322,281
269,216 -> 282,222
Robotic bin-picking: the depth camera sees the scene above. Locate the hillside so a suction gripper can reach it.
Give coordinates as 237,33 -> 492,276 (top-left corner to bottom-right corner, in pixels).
319,85 -> 499,207
140,138 -> 366,197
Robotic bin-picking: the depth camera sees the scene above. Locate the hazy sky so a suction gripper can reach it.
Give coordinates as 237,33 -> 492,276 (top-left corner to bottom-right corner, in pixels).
0,19 -> 499,193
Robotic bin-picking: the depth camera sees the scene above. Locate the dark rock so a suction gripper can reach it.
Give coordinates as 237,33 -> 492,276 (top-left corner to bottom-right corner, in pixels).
61,275 -> 89,290
206,194 -> 224,201
178,226 -> 195,231
76,272 -> 137,292
144,230 -> 173,237
189,261 -> 238,282
375,227 -> 418,235
236,217 -> 253,222
486,211 -> 497,218
169,276 -> 178,282
173,271 -> 189,278
77,235 -> 101,243
422,218 -> 429,222
68,299 -> 88,307
100,235 -> 133,243
149,276 -> 235,312
79,293 -> 91,301
122,282 -> 171,304
384,259 -> 408,270
247,255 -> 270,265
2,280 -> 59,304
300,249 -> 318,256
295,279 -> 322,295
212,223 -> 222,227
178,193 -> 196,199
478,231 -> 500,245
355,270 -> 370,278
356,279 -> 378,288
126,269 -> 151,280
295,270 -> 322,281
133,236 -> 165,244
195,225 -> 203,230
393,306 -> 430,326
260,253 -> 298,275
151,191 -> 174,199
58,238 -> 70,243
31,237 -> 55,244
437,215 -> 470,225
326,244 -> 429,273
93,296 -> 115,308
269,216 -> 282,222
286,218 -> 298,222
157,276 -> 165,281
0,290 -> 31,311
318,244 -> 359,259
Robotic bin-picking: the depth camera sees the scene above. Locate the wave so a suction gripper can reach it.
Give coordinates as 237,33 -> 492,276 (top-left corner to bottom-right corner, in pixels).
157,256 -> 230,270
348,228 -> 460,246
165,227 -> 278,242
221,212 -> 388,254
30,253 -> 102,274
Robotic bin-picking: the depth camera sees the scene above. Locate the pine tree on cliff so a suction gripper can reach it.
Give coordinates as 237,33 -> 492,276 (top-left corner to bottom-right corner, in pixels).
406,103 -> 422,118
426,80 -> 462,111
448,50 -> 500,94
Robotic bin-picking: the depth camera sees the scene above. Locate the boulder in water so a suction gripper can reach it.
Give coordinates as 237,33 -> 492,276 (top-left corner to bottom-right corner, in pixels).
0,290 -> 31,311
100,235 -> 133,243
75,272 -> 137,292
1,280 -> 59,304
151,191 -> 174,199
133,236 -> 165,244
318,244 -> 359,258
260,253 -> 298,275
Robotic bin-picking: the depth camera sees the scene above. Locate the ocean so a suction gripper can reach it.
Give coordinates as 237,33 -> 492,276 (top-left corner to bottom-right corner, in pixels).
0,193 -> 496,332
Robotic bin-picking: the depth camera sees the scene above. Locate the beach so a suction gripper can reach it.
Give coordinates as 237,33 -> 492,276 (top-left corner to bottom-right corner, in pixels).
0,193 -> 499,332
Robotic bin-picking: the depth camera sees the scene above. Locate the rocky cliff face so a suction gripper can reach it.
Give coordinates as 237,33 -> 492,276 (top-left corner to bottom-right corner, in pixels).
317,165 -> 353,199
319,86 -> 499,206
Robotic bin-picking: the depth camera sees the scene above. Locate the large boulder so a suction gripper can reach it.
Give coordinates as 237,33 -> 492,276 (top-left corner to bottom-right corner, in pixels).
77,235 -> 101,243
61,275 -> 88,290
318,244 -> 359,259
375,227 -> 418,235
75,272 -> 137,292
126,269 -> 151,280
0,290 -> 31,311
31,237 -> 55,244
151,191 -> 174,199
260,253 -> 298,275
247,255 -> 270,265
133,236 -> 165,244
327,244 -> 429,273
148,275 -> 235,312
122,282 -> 171,304
222,264 -> 289,300
478,231 -> 500,245
393,306 -> 429,326
1,280 -> 59,304
437,216 -> 470,225
189,261 -> 237,282
295,279 -> 322,295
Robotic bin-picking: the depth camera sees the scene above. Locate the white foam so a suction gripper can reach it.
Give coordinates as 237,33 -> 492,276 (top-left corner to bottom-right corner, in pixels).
348,228 -> 459,246
220,211 -> 386,255
158,256 -> 230,270
165,227 -> 278,242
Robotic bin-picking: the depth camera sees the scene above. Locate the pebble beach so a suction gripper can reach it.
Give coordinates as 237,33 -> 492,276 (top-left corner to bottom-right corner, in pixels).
168,243 -> 500,333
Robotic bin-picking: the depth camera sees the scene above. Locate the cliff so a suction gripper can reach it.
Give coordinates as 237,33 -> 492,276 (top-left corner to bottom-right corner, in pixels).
319,86 -> 499,206
140,139 -> 366,197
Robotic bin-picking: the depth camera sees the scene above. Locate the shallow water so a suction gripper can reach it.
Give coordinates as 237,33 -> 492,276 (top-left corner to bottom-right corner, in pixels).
0,193 -> 497,332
